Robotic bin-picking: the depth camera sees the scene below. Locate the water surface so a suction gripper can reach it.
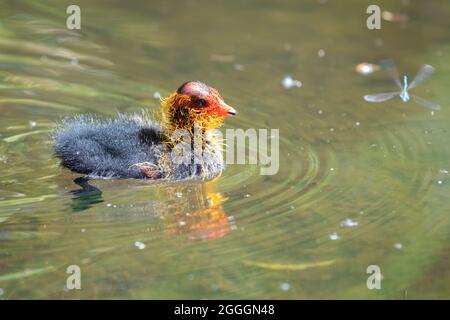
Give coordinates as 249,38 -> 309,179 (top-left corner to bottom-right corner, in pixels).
0,0 -> 449,299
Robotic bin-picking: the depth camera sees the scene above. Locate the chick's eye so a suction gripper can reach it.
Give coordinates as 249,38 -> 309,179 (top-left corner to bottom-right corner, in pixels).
195,98 -> 207,107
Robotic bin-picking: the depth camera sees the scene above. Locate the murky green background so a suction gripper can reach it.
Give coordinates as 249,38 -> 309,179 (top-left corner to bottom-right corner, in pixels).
0,0 -> 449,299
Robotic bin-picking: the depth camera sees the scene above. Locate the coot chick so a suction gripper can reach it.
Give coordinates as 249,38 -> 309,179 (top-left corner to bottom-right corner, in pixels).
53,81 -> 236,180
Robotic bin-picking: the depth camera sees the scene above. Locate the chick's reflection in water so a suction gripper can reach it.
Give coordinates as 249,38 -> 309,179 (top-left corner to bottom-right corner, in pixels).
70,178 -> 235,241
157,181 -> 235,241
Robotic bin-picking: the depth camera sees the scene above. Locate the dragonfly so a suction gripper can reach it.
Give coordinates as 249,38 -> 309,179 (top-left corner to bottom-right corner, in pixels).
364,61 -> 440,110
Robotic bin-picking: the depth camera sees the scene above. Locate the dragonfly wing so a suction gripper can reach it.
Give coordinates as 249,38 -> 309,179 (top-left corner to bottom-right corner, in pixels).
364,92 -> 399,102
408,64 -> 435,90
411,95 -> 441,110
380,59 -> 402,89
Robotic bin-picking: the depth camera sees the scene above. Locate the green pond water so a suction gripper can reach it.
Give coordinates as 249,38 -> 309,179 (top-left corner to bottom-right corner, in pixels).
0,0 -> 449,299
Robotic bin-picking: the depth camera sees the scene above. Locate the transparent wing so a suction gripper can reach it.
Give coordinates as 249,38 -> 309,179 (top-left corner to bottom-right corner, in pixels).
411,95 -> 440,110
408,64 -> 435,90
380,59 -> 402,89
364,92 -> 399,102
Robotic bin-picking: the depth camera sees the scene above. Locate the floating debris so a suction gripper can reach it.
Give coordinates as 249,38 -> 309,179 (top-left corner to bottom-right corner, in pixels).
317,49 -> 326,58
382,11 -> 409,23
439,169 -> 449,174
134,241 -> 146,250
394,243 -> 403,250
174,192 -> 183,198
355,62 -> 380,75
243,259 -> 335,271
329,232 -> 340,240
341,218 -> 358,227
282,75 -> 302,89
233,63 -> 244,71
210,54 -> 235,63
374,38 -> 384,47
280,282 -> 290,291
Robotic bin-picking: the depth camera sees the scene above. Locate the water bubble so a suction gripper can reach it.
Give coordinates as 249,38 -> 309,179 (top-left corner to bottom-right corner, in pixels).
355,122 -> 360,126
29,120 -> 37,128
394,243 -> 403,250
280,282 -> 290,291
341,218 -> 358,227
355,63 -> 380,75
374,38 -> 384,47
318,109 -> 323,115
317,49 -> 326,58
244,194 -> 251,198
329,232 -> 340,240
134,241 -> 146,250
437,180 -> 443,185
70,57 -> 78,66
175,192 -> 183,198
234,63 -> 244,71
282,75 -> 302,89
439,169 -> 449,174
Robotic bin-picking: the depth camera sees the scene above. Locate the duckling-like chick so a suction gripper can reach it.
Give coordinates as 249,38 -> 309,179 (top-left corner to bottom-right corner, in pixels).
53,81 -> 236,180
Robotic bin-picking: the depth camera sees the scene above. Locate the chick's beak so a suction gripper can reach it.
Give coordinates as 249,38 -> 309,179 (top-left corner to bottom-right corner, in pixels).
220,100 -> 237,116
